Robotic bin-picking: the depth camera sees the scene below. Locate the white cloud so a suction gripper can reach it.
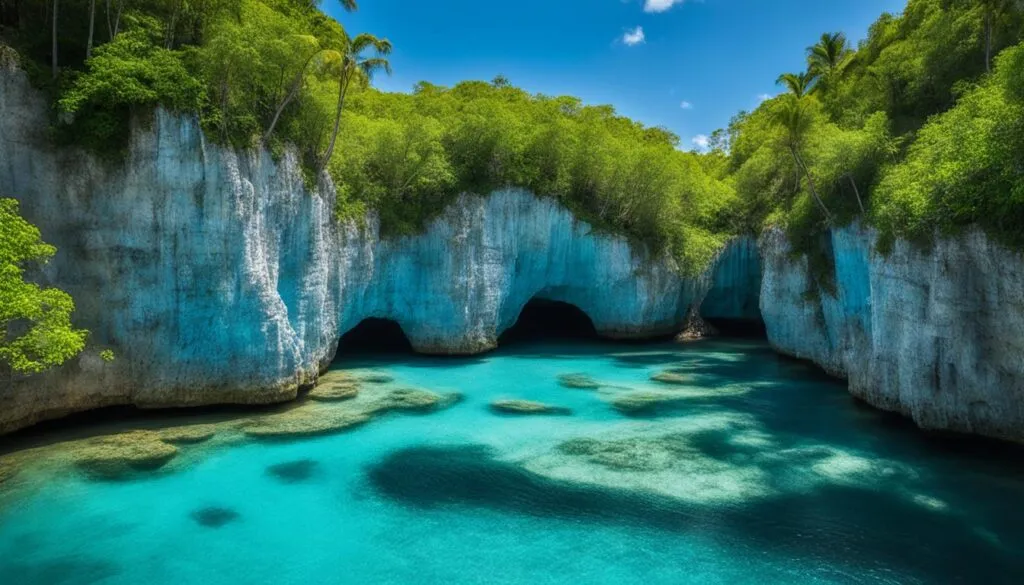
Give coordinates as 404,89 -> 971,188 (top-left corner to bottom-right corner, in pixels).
622,26 -> 646,46
757,93 -> 773,103
644,0 -> 686,13
691,134 -> 710,150
680,101 -> 693,110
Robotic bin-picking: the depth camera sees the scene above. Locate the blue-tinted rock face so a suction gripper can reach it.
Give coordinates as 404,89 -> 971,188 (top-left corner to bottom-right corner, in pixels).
700,237 -> 762,325
4,64 -> 1024,443
0,67 -> 706,433
760,225 -> 1024,443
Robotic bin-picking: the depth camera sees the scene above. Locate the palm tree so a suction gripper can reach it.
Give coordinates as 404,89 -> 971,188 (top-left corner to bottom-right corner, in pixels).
263,0 -> 360,143
807,32 -> 851,94
807,32 -> 850,77
776,71 -> 817,98
317,32 -> 392,175
773,96 -> 831,222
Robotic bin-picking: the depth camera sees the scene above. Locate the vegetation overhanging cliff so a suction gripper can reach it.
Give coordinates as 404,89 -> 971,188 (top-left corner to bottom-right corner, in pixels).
2,0 -> 1024,397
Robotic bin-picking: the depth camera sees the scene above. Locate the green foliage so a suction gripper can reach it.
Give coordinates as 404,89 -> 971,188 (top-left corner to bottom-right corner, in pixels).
57,28 -> 206,148
873,42 -> 1024,251
723,0 -> 1024,292
330,82 -> 736,274
0,199 -> 87,375
99,349 -> 116,362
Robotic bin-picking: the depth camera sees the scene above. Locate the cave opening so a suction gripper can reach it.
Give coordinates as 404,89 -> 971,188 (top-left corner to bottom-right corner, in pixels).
498,298 -> 599,345
337,318 -> 414,355
702,318 -> 768,338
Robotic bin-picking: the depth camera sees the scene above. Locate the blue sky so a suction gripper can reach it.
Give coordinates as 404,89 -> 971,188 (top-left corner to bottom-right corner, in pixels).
330,0 -> 907,150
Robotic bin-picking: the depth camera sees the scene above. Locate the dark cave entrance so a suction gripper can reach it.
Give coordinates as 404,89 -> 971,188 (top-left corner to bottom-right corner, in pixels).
337,318 -> 414,355
499,299 -> 599,345
702,318 -> 768,338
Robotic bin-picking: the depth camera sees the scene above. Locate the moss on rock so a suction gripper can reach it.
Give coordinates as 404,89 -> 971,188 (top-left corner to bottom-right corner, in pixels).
70,431 -> 180,479
490,400 -> 571,416
557,373 -> 601,390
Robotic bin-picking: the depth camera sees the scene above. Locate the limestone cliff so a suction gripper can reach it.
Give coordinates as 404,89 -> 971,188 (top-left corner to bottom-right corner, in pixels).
760,225 -> 1024,443
0,67 -> 702,433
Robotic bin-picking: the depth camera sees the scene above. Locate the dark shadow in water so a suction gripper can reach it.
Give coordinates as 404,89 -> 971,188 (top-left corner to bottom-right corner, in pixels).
191,506 -> 240,529
266,459 -> 319,484
0,557 -> 121,585
499,299 -> 599,346
337,318 -> 414,355
366,444 -> 1024,584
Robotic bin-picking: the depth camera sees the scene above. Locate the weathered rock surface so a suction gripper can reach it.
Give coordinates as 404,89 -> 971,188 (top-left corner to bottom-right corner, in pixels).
760,225 -> 1024,443
4,63 -> 1024,443
0,67 -> 705,433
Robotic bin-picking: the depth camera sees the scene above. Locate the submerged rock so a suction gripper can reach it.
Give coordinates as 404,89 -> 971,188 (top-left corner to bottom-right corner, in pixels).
0,459 -> 18,484
191,506 -> 240,528
70,432 -> 179,479
650,371 -> 688,385
157,424 -> 217,445
490,400 -> 571,416
371,388 -> 461,413
556,437 -> 679,471
609,392 -> 679,415
557,374 -> 601,390
308,383 -> 360,402
266,459 -> 319,483
358,373 -> 395,385
241,409 -> 371,440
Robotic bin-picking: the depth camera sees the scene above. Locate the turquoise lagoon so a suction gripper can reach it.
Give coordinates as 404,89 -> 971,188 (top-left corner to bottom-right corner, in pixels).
1,339 -> 1023,584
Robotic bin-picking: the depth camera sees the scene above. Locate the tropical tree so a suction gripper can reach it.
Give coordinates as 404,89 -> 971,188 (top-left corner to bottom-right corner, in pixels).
262,35 -> 326,143
807,32 -> 851,92
0,199 -> 87,375
318,32 -> 392,174
773,96 -> 831,222
776,71 -> 818,98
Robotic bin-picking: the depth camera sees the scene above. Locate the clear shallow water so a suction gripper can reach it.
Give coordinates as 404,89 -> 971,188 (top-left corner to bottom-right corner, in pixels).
1,339 -> 1023,585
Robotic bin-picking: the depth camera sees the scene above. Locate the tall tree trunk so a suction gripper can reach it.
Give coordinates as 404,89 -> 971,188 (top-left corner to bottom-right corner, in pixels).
166,0 -> 181,49
319,68 -> 350,176
846,174 -> 865,214
113,0 -> 122,37
51,0 -> 58,78
86,0 -> 96,58
985,9 -> 993,73
263,50 -> 321,144
791,147 -> 832,222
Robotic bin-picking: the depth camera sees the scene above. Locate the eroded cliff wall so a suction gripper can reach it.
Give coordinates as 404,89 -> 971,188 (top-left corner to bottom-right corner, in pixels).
760,225 -> 1024,443
0,67 -> 702,433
